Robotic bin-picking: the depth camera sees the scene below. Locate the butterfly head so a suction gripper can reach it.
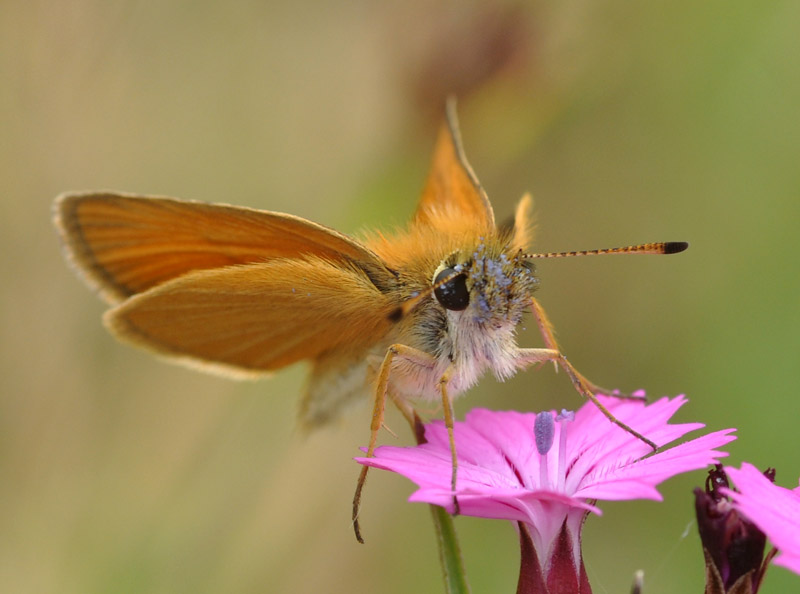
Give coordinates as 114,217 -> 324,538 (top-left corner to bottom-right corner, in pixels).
433,239 -> 538,327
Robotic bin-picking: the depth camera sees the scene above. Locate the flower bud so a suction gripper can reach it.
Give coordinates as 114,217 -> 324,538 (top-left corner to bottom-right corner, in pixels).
694,465 -> 770,593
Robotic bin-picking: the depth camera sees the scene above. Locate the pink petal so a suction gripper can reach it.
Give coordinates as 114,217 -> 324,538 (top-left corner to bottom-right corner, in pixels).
577,429 -> 735,500
564,395 -> 709,493
774,553 -> 800,574
724,463 -> 800,575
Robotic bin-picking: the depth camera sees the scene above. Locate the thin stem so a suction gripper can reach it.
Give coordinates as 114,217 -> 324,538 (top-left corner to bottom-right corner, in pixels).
430,504 -> 471,594
413,411 -> 471,593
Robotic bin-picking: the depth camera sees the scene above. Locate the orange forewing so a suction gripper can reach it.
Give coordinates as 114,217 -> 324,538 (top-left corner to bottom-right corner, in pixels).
411,99 -> 495,234
54,100 -> 499,382
55,192 -> 387,303
105,256 -> 396,377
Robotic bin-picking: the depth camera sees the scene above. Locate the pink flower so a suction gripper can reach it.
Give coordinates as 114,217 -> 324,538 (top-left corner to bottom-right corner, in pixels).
356,394 -> 736,593
724,463 -> 800,576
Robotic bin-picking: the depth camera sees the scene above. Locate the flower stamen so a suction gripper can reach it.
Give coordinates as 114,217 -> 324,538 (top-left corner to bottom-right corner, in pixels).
534,411 -> 555,489
556,410 -> 574,492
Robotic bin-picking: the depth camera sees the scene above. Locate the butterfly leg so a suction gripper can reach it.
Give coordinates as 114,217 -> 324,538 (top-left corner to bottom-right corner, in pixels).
520,298 -> 657,450
438,364 -> 460,516
387,362 -> 461,515
352,343 -> 441,543
529,297 -> 643,400
386,375 -> 459,516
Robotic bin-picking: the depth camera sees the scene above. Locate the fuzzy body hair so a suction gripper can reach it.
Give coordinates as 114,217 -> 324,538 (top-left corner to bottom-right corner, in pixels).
376,234 -> 537,402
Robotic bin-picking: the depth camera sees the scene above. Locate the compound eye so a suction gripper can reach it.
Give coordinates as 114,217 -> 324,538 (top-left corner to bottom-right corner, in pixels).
433,268 -> 469,311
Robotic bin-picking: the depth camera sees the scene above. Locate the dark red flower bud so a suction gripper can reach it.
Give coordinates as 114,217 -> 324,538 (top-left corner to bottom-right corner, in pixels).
695,465 -> 770,593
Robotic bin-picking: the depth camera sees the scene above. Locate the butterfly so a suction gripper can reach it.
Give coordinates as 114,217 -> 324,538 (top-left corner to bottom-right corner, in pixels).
54,99 -> 687,541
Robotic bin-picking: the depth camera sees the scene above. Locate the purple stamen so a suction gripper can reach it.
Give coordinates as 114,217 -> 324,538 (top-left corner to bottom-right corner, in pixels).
534,411 -> 555,455
535,411 -> 555,489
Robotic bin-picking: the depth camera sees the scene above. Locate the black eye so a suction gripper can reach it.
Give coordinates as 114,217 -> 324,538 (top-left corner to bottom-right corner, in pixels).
433,268 -> 469,311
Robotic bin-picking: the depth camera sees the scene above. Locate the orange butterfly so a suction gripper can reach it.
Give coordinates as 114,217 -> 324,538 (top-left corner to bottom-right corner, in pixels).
54,99 -> 687,541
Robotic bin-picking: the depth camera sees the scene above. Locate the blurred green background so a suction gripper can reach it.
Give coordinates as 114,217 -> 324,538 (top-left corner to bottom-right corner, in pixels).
2,1 -> 798,592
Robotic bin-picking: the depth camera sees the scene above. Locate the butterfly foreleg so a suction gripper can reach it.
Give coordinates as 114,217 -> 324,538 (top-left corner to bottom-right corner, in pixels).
515,345 -> 657,450
521,298 -> 657,450
529,298 -> 646,400
352,343 -> 440,543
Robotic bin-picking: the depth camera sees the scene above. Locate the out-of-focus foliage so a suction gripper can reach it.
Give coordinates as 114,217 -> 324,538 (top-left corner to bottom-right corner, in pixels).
1,1 -> 798,592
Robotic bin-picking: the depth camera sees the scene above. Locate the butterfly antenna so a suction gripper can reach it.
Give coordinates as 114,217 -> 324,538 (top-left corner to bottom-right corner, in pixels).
522,241 -> 688,259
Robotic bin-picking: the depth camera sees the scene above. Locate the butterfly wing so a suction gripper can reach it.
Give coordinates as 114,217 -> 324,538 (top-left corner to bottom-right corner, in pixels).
105,256 -> 397,377
511,193 -> 535,251
55,191 -> 388,303
412,99 -> 495,234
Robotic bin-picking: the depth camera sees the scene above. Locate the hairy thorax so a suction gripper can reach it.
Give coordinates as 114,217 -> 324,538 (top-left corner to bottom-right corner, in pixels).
385,242 -> 538,402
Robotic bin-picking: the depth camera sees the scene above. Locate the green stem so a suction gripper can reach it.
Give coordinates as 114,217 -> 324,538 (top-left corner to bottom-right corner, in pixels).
411,412 -> 470,593
429,504 -> 471,594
